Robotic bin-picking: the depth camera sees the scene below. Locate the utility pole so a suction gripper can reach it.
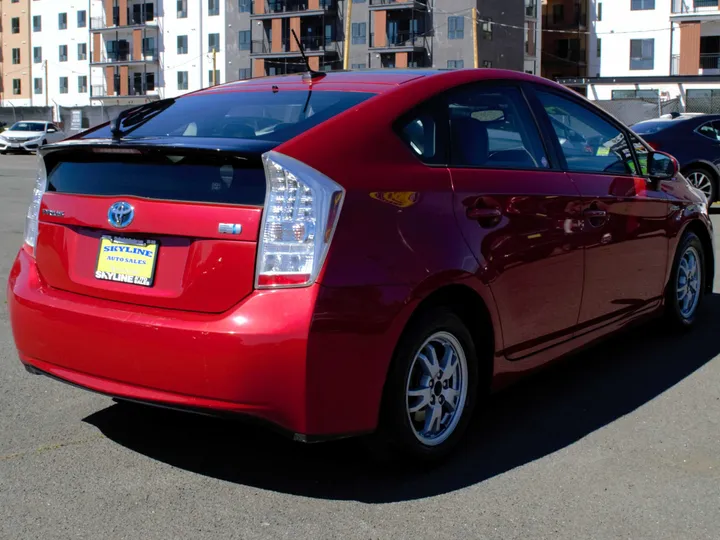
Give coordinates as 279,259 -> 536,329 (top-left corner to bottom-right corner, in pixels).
343,0 -> 352,69
212,48 -> 217,86
44,60 -> 49,106
472,7 -> 479,68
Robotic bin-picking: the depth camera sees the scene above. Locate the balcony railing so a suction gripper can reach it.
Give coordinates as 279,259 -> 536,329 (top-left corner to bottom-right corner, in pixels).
91,49 -> 159,63
369,31 -> 428,49
90,12 -> 156,29
700,53 -> 720,70
673,0 -> 719,13
91,83 -> 156,98
251,36 -> 336,54
369,0 -> 428,9
261,0 -> 334,14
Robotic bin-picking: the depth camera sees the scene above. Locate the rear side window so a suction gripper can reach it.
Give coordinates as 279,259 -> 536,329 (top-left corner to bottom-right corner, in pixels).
697,121 -> 720,141
86,91 -> 375,142
447,85 -> 549,169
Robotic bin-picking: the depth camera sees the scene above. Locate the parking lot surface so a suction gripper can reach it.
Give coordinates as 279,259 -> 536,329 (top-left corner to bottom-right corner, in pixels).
1,154 -> 719,540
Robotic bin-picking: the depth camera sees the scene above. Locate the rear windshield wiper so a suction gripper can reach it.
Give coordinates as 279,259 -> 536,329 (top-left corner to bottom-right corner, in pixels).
111,98 -> 176,140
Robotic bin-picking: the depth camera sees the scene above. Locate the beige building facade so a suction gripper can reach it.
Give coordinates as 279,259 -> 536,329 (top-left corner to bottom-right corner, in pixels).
1,0 -> 32,105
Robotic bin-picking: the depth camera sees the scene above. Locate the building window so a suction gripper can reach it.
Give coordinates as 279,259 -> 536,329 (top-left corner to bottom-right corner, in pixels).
631,0 -> 655,10
143,37 -> 156,56
59,77 -> 69,94
33,15 -> 42,32
33,47 -> 42,64
13,79 -> 22,95
482,60 -> 493,68
447,60 -> 464,69
59,13 -> 68,30
239,0 -> 251,12
177,0 -> 188,18
552,4 -> 564,23
209,0 -> 219,16
239,30 -> 251,50
177,35 -> 188,54
146,73 -> 156,91
209,33 -> 220,52
12,48 -> 20,65
239,68 -> 251,80
611,89 -> 658,99
448,17 -> 464,39
78,43 -> 87,61
597,38 -> 601,57
481,17 -> 492,40
78,10 -> 87,28
59,45 -> 68,62
598,2 -> 602,21
630,39 -> 654,70
351,63 -> 366,69
78,76 -> 88,93
178,71 -> 189,90
209,70 -> 221,85
351,22 -> 366,45
34,78 -> 43,95
11,17 -> 20,33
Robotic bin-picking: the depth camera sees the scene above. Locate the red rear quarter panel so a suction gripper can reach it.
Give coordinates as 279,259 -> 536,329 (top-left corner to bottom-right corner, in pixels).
273,71 -> 525,432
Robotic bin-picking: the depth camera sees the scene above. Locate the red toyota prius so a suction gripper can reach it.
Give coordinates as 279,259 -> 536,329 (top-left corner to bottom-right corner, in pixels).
8,69 -> 714,462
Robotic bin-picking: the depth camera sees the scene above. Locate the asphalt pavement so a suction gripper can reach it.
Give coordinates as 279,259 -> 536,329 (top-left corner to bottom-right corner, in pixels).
1,153 -> 719,540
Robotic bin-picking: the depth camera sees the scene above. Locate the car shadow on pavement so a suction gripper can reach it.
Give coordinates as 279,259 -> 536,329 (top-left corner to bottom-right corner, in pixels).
84,294 -> 720,503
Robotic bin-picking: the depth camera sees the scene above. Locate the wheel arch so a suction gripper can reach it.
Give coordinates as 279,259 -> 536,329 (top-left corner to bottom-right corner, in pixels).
393,283 -> 498,390
682,161 -> 719,201
684,219 -> 716,294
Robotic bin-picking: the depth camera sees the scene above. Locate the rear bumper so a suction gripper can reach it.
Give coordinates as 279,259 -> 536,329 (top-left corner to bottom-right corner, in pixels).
8,247 -> 329,436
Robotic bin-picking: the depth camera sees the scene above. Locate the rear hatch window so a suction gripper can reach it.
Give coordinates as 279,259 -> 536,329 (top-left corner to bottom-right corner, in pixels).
85,90 -> 375,143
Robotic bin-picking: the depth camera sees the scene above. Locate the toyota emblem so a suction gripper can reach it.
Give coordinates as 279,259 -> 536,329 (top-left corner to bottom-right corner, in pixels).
108,202 -> 135,229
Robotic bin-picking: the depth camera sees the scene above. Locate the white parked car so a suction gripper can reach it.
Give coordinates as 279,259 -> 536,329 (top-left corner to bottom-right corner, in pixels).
0,121 -> 65,154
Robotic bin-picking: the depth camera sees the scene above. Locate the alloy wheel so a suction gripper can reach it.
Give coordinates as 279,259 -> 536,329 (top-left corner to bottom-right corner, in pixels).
405,331 -> 468,447
686,171 -> 713,200
677,245 -> 702,319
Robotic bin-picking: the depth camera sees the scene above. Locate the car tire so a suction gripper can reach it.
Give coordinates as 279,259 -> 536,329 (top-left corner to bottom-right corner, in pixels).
367,308 -> 479,464
665,231 -> 706,329
684,167 -> 716,202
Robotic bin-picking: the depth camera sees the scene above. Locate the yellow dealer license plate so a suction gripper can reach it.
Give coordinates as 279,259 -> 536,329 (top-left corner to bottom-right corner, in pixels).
95,236 -> 159,287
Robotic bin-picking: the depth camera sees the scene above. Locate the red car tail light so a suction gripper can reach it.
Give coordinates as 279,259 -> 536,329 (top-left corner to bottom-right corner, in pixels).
256,151 -> 345,289
647,141 -> 660,150
24,155 -> 47,256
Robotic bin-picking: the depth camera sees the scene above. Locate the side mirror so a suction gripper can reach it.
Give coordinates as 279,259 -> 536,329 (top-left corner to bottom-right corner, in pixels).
47,128 -> 57,133
648,151 -> 677,180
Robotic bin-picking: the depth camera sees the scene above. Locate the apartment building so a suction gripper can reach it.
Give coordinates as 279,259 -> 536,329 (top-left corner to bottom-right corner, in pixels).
541,0 -> 592,81
164,0 -> 227,99
525,0 -> 542,75
577,0 -> 720,102
245,0 -> 527,77
30,1 -> 91,108
1,0 -> 32,106
2,1 -> 533,108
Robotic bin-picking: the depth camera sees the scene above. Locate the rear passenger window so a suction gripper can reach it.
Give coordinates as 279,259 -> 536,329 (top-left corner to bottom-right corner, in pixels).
697,121 -> 720,141
447,85 -> 549,169
536,90 -> 635,175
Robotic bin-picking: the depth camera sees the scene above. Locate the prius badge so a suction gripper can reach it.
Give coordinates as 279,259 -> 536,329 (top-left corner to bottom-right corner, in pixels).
108,201 -> 135,229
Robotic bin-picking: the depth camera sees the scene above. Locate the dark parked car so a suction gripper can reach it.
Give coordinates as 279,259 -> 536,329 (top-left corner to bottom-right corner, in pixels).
633,113 -> 720,202
8,69 -> 715,463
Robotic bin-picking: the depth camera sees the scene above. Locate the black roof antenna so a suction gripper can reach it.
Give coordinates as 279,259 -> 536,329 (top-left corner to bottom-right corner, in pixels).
291,29 -> 325,83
